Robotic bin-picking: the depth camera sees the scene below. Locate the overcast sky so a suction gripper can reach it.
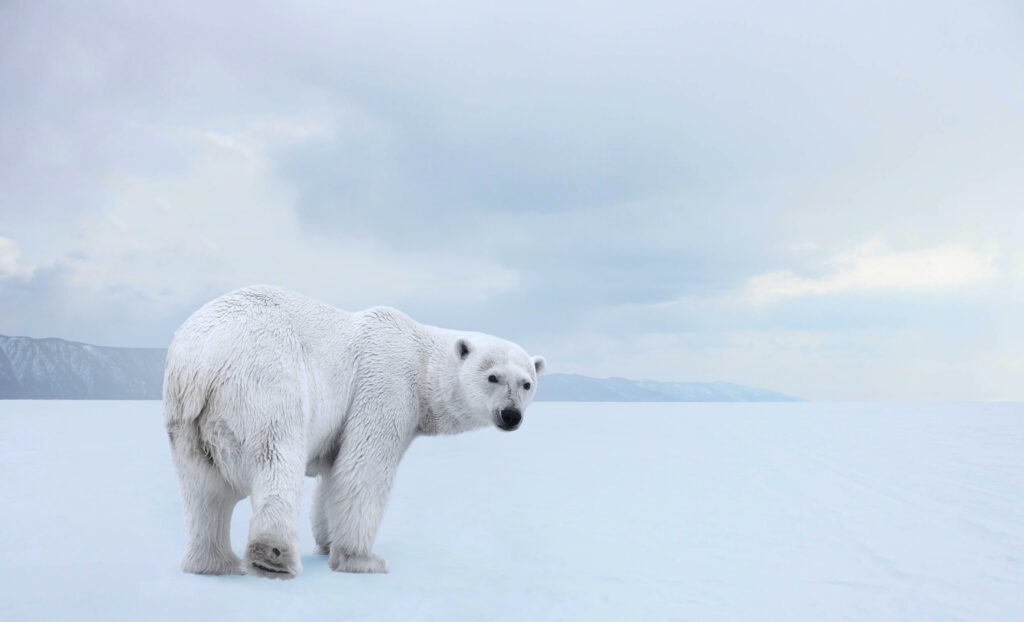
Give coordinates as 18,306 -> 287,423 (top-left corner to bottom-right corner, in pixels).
2,0 -> 1023,399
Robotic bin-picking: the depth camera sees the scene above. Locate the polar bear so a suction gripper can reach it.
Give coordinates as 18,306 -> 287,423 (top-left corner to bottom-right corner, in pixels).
163,285 -> 545,579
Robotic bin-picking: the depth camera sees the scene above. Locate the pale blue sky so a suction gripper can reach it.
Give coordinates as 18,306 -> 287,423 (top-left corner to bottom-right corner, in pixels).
2,1 -> 1023,399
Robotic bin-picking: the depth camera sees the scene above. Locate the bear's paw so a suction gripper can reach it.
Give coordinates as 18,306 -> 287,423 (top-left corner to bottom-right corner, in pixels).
328,550 -> 389,573
244,538 -> 302,580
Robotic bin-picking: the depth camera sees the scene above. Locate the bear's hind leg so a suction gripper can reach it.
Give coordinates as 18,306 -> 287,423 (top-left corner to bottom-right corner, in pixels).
173,452 -> 243,575
243,450 -> 305,580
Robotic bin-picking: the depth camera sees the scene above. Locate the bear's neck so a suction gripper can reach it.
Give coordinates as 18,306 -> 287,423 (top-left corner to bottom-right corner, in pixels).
416,330 -> 475,436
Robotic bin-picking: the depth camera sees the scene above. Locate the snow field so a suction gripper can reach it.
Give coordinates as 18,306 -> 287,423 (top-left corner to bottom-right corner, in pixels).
0,400 -> 1021,621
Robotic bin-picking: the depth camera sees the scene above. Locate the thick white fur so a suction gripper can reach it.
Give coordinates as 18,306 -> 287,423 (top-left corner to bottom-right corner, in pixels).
164,285 -> 545,579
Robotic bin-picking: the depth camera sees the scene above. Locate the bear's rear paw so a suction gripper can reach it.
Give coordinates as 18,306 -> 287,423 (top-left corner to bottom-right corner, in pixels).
328,550 -> 389,573
244,538 -> 302,580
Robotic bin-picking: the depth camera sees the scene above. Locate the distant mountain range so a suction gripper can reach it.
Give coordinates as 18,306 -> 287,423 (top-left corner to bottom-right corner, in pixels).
534,373 -> 800,402
0,334 -> 801,402
0,335 -> 165,399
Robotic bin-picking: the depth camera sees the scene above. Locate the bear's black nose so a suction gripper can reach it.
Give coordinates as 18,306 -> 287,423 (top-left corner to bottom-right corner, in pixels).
498,407 -> 522,431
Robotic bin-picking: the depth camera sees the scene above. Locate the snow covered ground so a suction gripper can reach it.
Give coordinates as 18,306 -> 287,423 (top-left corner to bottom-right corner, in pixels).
1,400 -> 1021,621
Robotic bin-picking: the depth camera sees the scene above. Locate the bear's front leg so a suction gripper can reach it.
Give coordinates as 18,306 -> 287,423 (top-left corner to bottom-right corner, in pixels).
325,412 -> 408,574
311,473 -> 334,556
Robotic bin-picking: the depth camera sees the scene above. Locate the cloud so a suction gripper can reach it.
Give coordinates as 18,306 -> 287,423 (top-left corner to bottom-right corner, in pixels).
745,239 -> 1000,302
0,238 -> 34,279
0,121 -> 521,344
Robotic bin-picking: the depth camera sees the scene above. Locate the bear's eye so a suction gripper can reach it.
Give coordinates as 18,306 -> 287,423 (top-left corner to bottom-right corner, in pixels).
523,382 -> 532,390
488,374 -> 498,383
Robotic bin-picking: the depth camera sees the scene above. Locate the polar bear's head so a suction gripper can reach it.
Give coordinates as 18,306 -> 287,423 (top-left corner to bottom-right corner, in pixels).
454,336 -> 545,432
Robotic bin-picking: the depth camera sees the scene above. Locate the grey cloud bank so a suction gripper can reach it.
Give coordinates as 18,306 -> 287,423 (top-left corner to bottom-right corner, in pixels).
1,1 -> 1023,399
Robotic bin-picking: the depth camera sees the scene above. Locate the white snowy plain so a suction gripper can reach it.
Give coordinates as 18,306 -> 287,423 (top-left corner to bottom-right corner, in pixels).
1,401 -> 1021,622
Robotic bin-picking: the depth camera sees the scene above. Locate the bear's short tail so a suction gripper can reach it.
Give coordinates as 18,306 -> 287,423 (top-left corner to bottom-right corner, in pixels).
163,349 -> 215,466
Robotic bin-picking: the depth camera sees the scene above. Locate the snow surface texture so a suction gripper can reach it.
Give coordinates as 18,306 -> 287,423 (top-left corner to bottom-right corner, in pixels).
1,400 -> 1021,621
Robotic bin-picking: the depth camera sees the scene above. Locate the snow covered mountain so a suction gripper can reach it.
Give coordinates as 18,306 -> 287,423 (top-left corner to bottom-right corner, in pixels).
0,335 -> 165,399
0,334 -> 799,401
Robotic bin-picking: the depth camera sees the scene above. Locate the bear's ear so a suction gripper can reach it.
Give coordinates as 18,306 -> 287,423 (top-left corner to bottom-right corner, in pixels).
455,338 -> 472,361
533,355 -> 546,375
